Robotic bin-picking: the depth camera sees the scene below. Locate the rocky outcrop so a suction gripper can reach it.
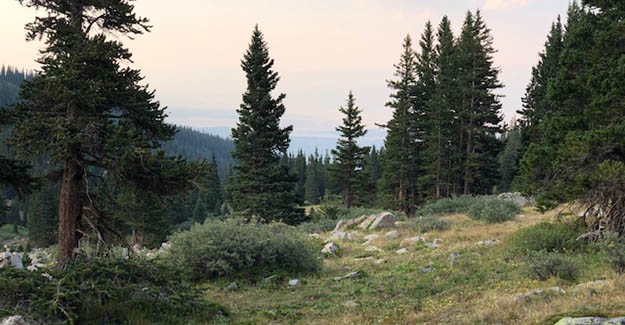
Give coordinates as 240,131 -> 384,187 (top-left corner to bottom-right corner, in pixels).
554,317 -> 625,325
321,242 -> 340,257
497,192 -> 535,207
334,213 -> 396,233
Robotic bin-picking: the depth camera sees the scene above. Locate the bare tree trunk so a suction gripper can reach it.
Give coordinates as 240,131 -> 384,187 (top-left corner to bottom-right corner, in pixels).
57,159 -> 83,266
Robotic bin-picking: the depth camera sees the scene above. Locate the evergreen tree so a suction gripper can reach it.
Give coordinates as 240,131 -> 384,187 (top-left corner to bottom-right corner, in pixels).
329,92 -> 369,208
9,0 -> 206,264
204,153 -> 223,215
456,10 -> 504,195
304,153 -> 321,204
498,121 -> 522,193
27,185 -> 57,248
294,150 -> 307,203
424,16 -> 459,199
228,26 -> 304,224
381,35 -> 419,214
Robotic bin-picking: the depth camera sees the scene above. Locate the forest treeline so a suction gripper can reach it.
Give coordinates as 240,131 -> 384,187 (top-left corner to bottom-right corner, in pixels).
1,0 -> 624,262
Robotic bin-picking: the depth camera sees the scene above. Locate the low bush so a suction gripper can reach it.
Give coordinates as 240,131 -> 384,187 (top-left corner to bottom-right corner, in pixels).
0,257 -> 224,324
417,196 -> 477,216
412,216 -> 451,234
167,218 -> 322,280
597,232 -> 625,274
526,251 -> 579,281
467,198 -> 520,223
298,218 -> 337,234
509,220 -> 586,255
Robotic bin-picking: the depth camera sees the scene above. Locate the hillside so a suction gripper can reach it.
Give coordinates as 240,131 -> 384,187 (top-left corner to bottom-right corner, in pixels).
205,204 -> 625,324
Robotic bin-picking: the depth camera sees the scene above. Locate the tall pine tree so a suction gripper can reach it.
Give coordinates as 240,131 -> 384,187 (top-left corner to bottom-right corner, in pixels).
9,0 -> 206,264
229,26 -> 304,224
330,92 -> 369,208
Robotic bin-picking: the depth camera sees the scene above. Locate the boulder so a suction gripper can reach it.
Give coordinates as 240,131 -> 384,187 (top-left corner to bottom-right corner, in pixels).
363,234 -> 381,241
328,231 -> 356,242
515,287 -> 566,302
374,259 -> 387,265
0,252 -> 23,270
400,236 -> 426,247
395,248 -> 409,255
288,279 -> 301,287
420,266 -> 435,273
0,316 -> 36,325
425,242 -> 439,249
334,215 -> 369,232
334,270 -> 362,281
572,280 -> 608,293
357,215 -> 377,230
225,282 -> 238,291
309,233 -> 322,239
369,212 -> 396,230
554,317 -> 625,325
385,231 -> 400,239
477,239 -> 500,246
321,242 -> 340,257
497,192 -> 535,207
364,246 -> 383,253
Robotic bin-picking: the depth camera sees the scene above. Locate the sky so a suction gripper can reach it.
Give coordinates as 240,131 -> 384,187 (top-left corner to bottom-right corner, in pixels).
1,0 -> 571,140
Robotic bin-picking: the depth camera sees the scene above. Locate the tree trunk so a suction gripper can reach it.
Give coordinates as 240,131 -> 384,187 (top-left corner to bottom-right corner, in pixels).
57,159 -> 83,266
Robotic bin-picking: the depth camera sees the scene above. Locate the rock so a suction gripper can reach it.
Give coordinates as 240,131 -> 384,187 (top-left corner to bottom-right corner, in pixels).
395,248 -> 409,255
433,238 -> 443,244
328,231 -> 355,242
26,263 -> 46,272
515,286 -> 566,302
0,252 -> 23,270
334,270 -> 362,281
365,246 -> 383,253
309,233 -> 322,239
0,316 -> 35,325
420,266 -> 435,273
477,239 -> 500,246
449,252 -> 462,260
553,317 -> 623,325
225,282 -> 238,291
288,279 -> 301,287
400,236 -> 426,247
395,221 -> 407,227
374,259 -> 387,265
335,215 -> 369,232
369,212 -> 396,230
497,192 -> 535,207
385,231 -> 400,239
425,242 -> 439,249
321,242 -> 340,257
363,234 -> 381,241
573,280 -> 607,293
354,256 -> 375,262
343,300 -> 360,308
358,215 -> 377,229
10,254 -> 23,270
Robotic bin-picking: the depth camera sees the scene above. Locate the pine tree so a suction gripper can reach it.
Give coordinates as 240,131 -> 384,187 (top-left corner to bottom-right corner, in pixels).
498,121 -> 522,193
304,154 -> 321,204
424,16 -> 458,199
228,26 -> 304,224
294,150 -> 307,203
9,0 -> 206,264
381,35 -> 419,214
329,92 -> 369,208
456,10 -> 504,195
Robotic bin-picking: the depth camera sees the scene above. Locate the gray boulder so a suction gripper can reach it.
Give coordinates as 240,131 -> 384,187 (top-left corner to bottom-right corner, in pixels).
497,192 -> 535,207
554,317 -> 625,325
321,242 -> 340,257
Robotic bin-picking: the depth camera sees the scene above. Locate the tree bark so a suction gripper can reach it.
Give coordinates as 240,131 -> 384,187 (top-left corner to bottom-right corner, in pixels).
57,159 -> 83,266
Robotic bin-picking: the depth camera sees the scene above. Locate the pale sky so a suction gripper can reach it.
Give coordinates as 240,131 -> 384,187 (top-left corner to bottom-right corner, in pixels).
1,0 -> 570,138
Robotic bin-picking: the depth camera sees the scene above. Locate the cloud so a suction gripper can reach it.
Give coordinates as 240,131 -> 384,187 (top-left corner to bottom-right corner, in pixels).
483,0 -> 530,9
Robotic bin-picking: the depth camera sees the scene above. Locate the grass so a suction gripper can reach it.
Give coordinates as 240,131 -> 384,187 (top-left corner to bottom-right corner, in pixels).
0,224 -> 27,244
203,206 -> 625,324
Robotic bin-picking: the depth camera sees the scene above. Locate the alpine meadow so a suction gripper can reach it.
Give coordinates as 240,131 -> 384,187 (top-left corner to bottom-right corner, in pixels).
2,1 -> 625,324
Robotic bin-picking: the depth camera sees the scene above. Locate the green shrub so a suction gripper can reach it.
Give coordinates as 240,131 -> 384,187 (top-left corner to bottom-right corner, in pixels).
412,216 -> 451,234
0,257 -> 224,324
467,198 -> 520,223
418,196 -> 477,216
509,220 -> 586,255
167,218 -> 322,280
598,232 -> 625,273
298,218 -> 337,234
526,251 -> 579,281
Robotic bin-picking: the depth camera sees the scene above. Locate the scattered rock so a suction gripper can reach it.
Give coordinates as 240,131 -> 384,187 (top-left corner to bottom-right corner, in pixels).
309,233 -> 322,239
385,231 -> 400,239
357,215 -> 378,230
573,280 -> 608,293
363,234 -> 381,241
0,316 -> 36,325
515,287 -> 566,301
369,212 -> 396,230
497,192 -> 535,207
477,239 -> 500,246
225,282 -> 238,291
0,252 -> 23,270
420,266 -> 435,273
395,248 -> 409,255
334,271 -> 362,281
322,242 -> 340,257
449,252 -> 462,260
343,300 -> 360,308
425,242 -> 439,249
365,246 -> 383,253
288,279 -> 301,287
374,259 -> 387,265
400,236 -> 426,247
354,256 -> 375,262
554,317 -> 625,325
328,231 -> 355,242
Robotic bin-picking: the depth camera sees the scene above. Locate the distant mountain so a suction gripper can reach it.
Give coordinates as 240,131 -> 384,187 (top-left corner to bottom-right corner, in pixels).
199,126 -> 386,155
